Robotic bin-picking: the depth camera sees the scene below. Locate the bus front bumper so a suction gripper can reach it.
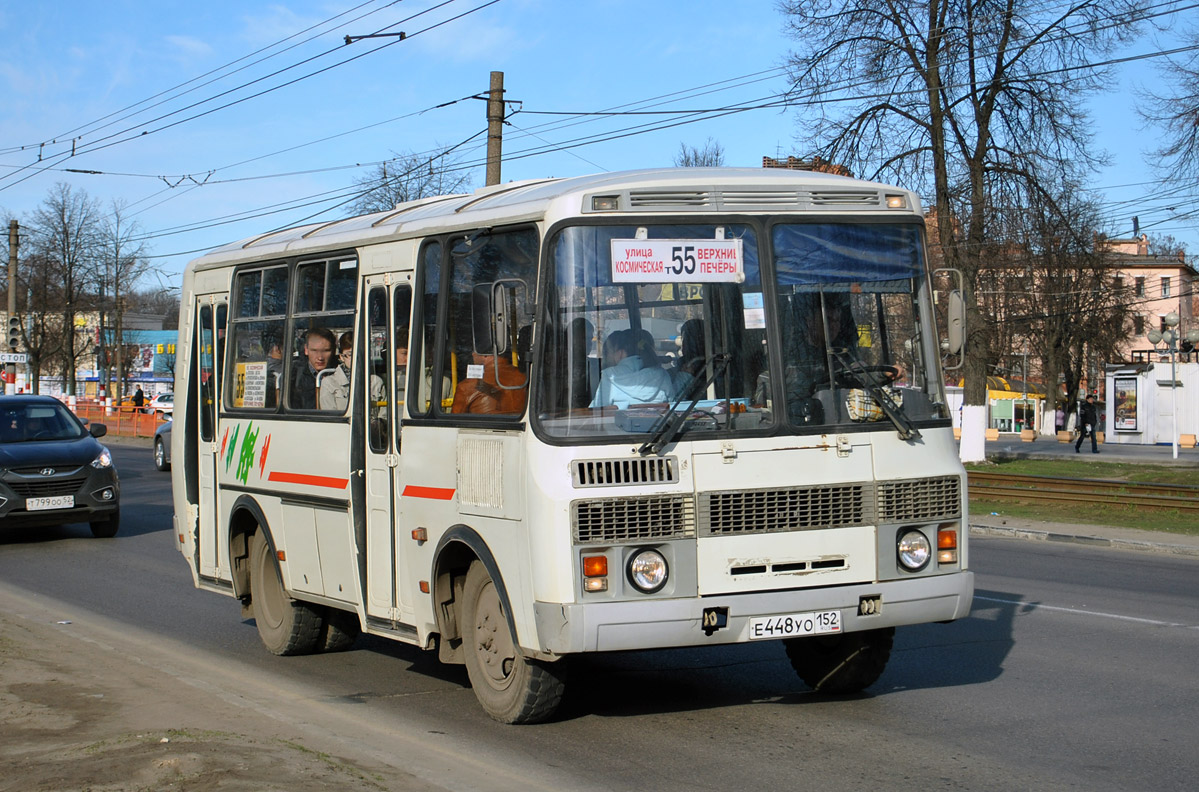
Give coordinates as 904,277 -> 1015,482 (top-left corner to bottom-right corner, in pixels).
533,571 -> 973,655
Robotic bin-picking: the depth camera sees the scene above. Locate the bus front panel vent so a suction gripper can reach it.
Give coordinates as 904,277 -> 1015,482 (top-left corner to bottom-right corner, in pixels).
877,476 -> 962,523
572,495 -> 695,545
698,483 -> 872,535
572,457 -> 679,488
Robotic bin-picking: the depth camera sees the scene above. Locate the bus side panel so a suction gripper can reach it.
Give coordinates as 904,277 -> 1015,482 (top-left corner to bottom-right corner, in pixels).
215,417 -> 356,603
397,425 -> 535,649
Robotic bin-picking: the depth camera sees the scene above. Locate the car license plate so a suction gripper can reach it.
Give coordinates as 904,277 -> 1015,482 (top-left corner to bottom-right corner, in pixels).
26,495 -> 74,511
748,610 -> 841,640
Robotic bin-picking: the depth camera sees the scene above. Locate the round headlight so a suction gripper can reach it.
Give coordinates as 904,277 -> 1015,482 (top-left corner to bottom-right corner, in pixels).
627,548 -> 668,593
897,530 -> 931,571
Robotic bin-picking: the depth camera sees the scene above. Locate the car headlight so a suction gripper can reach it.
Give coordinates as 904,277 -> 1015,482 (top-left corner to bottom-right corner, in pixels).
627,548 -> 668,593
91,448 -> 113,469
897,529 -> 931,571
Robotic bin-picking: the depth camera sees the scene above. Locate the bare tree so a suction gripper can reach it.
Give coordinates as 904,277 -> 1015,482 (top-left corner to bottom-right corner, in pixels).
96,200 -> 151,398
1143,33 -> 1199,184
674,138 -> 725,167
778,0 -> 1144,457
27,183 -> 104,395
346,149 -> 473,216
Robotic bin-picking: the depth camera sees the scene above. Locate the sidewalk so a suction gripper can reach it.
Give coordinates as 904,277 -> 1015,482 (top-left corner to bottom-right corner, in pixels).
983,433 -> 1199,465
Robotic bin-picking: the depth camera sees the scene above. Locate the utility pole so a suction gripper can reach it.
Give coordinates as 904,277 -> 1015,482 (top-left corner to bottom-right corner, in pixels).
6,220 -> 18,394
486,70 -> 504,186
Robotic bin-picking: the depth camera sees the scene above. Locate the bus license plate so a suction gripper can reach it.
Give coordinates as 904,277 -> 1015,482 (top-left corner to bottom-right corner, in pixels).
27,495 -> 74,511
748,610 -> 841,640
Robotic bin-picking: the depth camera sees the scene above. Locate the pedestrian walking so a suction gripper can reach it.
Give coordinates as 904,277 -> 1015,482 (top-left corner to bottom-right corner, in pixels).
1075,394 -> 1099,454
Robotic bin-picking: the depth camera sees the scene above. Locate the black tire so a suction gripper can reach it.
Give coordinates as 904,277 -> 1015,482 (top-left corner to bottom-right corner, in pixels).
89,509 -> 120,538
249,530 -> 322,656
154,438 -> 170,471
784,627 -> 894,694
319,607 -> 361,652
460,562 -> 566,724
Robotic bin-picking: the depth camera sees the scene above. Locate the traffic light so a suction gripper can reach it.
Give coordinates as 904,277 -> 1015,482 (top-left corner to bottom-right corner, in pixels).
6,315 -> 19,350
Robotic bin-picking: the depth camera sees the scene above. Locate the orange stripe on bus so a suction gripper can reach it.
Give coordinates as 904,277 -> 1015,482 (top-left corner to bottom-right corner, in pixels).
267,471 -> 349,489
402,485 -> 456,500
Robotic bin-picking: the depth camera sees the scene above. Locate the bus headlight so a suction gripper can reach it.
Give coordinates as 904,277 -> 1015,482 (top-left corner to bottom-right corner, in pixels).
897,530 -> 931,571
627,548 -> 668,593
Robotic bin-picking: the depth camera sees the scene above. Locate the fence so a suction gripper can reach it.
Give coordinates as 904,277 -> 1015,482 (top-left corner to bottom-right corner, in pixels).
69,399 -> 167,438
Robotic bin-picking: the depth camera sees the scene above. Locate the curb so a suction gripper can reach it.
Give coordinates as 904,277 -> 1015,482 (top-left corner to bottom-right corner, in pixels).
969,523 -> 1199,558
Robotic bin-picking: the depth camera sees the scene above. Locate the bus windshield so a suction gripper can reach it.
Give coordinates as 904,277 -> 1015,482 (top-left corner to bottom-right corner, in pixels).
535,221 -> 947,441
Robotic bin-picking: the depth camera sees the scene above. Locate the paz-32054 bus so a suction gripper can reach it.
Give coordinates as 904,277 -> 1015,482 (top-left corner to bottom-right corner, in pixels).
172,167 -> 973,723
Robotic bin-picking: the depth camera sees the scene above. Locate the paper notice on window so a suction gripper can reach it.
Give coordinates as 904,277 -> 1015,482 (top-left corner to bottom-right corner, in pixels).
611,239 -> 744,283
743,292 -> 766,329
241,361 -> 268,408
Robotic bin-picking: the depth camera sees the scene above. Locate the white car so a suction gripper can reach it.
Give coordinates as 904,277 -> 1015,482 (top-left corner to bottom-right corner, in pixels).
147,392 -> 173,417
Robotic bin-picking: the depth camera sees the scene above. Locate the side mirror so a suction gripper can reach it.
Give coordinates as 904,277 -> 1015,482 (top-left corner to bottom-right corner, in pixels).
90,423 -> 108,438
934,268 -> 966,371
472,279 -> 530,357
947,289 -> 965,354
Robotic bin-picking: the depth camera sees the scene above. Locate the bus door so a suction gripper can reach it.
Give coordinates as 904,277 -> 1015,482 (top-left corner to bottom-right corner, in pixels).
195,297 -> 226,579
360,279 -> 413,623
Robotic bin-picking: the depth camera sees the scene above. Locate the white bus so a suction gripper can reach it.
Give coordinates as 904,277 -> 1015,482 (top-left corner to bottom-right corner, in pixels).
172,167 -> 973,723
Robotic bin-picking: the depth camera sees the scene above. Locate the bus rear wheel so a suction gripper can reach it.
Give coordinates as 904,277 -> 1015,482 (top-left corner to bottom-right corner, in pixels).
460,562 -> 565,724
784,627 -> 894,694
249,530 -> 322,656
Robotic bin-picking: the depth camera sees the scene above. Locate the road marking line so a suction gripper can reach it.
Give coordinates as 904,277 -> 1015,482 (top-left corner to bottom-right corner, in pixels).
973,595 -> 1199,629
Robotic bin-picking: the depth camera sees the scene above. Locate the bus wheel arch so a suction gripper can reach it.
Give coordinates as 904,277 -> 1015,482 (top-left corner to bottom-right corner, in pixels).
227,495 -> 271,604
227,495 -> 323,656
431,526 -> 513,666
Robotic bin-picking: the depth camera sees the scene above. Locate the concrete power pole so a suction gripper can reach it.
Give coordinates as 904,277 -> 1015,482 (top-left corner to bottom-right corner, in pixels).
6,220 -> 17,394
486,71 -> 504,186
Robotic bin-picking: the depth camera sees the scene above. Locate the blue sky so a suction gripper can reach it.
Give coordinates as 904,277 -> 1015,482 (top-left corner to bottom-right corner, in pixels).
1,0 -> 1195,290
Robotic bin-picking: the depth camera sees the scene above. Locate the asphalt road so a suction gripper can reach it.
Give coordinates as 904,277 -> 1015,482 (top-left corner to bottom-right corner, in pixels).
2,445 -> 1197,791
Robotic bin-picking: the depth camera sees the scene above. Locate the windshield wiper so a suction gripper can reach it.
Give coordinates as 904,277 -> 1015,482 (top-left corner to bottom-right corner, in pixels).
638,354 -> 731,457
829,348 -> 921,441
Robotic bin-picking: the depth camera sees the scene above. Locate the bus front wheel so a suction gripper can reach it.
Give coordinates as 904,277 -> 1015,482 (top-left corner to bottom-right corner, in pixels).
784,626 -> 894,694
460,562 -> 565,724
249,530 -> 323,656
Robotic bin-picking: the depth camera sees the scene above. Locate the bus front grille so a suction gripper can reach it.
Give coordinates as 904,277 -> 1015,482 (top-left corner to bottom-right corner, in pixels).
572,456 -> 679,487
572,495 -> 695,544
699,484 -> 871,535
877,476 -> 961,523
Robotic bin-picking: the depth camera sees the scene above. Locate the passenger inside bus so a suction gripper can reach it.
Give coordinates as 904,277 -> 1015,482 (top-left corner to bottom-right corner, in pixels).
289,327 -> 337,410
451,349 -> 528,415
590,328 -> 675,409
669,318 -> 706,394
263,328 -> 284,407
320,331 -> 384,413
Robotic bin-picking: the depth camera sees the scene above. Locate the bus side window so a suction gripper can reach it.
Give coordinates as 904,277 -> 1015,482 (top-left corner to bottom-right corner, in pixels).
446,230 -> 537,417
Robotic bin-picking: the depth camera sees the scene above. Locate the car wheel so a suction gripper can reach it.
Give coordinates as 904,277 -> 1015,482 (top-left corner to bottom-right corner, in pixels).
248,530 -> 322,656
460,561 -> 566,723
784,626 -> 894,694
90,509 -> 120,538
154,438 -> 170,471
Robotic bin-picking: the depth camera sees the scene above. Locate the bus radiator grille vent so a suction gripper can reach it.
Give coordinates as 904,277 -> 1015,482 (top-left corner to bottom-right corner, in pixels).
718,191 -> 803,208
571,457 -> 679,488
808,190 -> 881,206
627,191 -> 713,209
877,476 -> 962,523
572,495 -> 695,544
699,484 -> 871,535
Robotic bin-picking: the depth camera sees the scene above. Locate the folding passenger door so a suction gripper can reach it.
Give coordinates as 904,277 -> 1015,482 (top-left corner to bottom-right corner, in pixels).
360,277 -> 414,625
194,296 -> 226,580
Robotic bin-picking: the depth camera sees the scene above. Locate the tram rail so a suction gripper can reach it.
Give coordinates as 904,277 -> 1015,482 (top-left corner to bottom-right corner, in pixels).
967,471 -> 1199,513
